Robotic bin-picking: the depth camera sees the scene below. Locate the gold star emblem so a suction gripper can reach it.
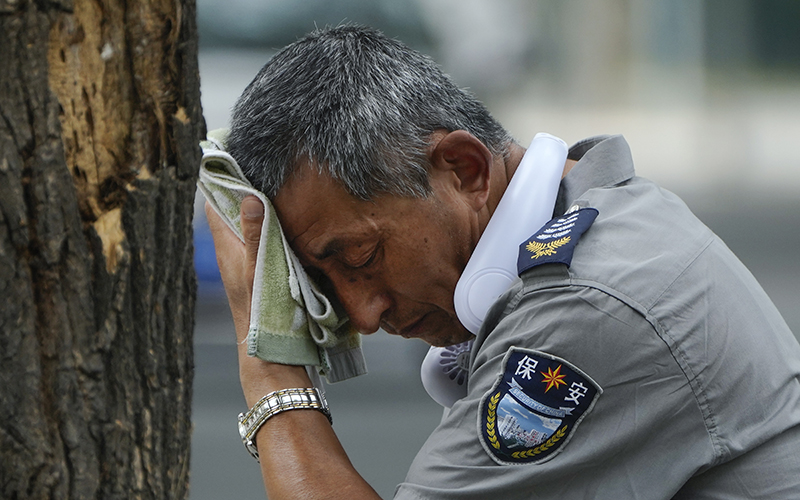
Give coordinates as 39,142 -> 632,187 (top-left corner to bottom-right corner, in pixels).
541,365 -> 567,392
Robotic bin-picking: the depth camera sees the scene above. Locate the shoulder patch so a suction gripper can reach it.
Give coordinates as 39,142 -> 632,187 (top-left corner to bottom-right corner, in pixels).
517,208 -> 598,275
479,348 -> 601,465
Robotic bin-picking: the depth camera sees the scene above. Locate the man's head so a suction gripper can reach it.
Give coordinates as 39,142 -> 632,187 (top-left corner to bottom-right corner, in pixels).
227,24 -> 512,200
228,25 -> 515,346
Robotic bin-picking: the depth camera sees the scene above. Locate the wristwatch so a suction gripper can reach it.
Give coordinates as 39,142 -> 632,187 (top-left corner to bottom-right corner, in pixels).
237,387 -> 332,461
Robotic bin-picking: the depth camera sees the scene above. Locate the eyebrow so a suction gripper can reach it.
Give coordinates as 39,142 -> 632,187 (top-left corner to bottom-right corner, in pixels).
310,231 -> 378,262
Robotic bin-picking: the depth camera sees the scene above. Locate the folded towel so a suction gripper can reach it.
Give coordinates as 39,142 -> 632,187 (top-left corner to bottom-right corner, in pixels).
198,129 -> 367,383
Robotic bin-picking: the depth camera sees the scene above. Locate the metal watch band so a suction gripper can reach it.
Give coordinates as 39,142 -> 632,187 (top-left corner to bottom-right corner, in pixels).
237,387 -> 331,461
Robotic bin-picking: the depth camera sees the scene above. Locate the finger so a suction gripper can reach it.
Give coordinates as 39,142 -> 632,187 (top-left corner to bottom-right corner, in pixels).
240,195 -> 265,276
204,199 -> 251,342
204,199 -> 220,231
205,200 -> 241,251
204,199 -> 225,236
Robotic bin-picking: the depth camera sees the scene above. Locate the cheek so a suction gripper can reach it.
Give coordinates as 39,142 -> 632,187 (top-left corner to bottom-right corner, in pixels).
382,197 -> 473,305
385,232 -> 464,302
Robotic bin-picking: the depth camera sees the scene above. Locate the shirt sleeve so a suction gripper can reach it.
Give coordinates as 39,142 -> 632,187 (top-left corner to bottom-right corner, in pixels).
395,283 -> 714,500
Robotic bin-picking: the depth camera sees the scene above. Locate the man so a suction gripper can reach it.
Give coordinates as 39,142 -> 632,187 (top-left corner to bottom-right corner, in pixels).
207,25 -> 800,499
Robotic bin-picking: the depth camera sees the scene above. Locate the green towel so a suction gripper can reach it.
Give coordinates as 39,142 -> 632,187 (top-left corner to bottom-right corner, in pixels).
198,129 -> 367,383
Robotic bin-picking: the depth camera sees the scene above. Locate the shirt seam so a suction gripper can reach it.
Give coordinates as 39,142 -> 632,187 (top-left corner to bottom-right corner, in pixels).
514,274 -> 724,465
642,234 -> 726,464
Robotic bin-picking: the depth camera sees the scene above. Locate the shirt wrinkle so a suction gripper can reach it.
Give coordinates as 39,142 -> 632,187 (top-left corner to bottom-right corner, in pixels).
396,134 -> 800,500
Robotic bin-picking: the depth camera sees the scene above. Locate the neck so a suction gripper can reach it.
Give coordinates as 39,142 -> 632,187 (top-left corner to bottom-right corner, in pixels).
483,142 -> 576,220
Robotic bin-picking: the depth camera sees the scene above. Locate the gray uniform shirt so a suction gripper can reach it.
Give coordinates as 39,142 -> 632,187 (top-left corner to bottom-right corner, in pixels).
395,135 -> 800,499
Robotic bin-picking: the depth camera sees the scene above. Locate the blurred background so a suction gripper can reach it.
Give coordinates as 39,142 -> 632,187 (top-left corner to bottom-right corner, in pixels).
190,1 -> 800,498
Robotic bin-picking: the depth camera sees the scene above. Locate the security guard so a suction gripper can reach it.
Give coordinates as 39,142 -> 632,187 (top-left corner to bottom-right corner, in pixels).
206,26 -> 800,499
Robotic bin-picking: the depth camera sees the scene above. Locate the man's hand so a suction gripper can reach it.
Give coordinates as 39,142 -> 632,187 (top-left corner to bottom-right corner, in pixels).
205,195 -> 264,343
205,195 -> 310,404
204,195 -> 379,499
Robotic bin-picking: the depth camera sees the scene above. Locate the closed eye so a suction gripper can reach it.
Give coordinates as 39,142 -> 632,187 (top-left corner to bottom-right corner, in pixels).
345,248 -> 378,270
342,242 -> 382,270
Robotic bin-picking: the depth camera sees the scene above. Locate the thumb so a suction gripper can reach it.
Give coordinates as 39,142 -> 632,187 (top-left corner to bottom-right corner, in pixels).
241,195 -> 265,270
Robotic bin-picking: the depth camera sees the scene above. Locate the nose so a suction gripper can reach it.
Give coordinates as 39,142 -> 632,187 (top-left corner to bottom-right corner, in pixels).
333,277 -> 392,335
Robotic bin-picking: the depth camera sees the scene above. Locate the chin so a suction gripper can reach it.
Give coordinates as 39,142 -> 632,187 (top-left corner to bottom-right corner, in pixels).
422,325 -> 475,347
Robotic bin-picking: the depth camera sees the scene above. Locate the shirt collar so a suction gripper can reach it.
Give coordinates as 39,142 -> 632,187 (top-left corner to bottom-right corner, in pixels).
554,135 -> 636,216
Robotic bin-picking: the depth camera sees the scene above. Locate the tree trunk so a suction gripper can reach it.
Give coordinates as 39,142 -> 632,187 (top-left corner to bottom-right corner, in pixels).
0,0 -> 203,498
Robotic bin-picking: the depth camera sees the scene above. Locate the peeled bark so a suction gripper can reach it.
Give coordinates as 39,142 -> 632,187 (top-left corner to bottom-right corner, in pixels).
0,0 -> 203,498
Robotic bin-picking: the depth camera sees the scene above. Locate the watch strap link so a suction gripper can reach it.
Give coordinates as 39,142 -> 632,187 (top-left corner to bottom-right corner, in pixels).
238,387 -> 331,461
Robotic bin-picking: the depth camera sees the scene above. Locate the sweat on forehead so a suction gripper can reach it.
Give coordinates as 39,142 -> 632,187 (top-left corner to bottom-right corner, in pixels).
225,24 -> 511,201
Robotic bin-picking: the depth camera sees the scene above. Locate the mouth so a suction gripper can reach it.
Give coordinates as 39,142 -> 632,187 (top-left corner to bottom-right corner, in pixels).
396,314 -> 431,339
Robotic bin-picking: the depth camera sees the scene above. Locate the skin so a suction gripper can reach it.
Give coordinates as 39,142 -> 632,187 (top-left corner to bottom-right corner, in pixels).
206,130 -> 576,498
272,130 -> 516,347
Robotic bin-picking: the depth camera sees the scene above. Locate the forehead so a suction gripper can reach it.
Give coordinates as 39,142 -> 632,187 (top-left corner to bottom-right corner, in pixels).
271,166 -> 383,258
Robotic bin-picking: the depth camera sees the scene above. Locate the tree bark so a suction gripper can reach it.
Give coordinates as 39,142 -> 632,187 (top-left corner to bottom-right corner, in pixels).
0,0 -> 203,498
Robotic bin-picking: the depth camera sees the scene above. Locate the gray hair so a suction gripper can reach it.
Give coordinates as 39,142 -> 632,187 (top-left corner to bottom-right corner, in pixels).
227,25 -> 513,200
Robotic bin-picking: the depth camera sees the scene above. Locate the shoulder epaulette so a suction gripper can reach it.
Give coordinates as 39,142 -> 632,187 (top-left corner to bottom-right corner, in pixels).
517,208 -> 599,275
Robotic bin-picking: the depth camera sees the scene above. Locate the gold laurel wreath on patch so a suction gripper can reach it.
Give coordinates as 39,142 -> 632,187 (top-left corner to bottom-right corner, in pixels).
510,425 -> 569,459
526,236 -> 571,259
485,392 -> 502,449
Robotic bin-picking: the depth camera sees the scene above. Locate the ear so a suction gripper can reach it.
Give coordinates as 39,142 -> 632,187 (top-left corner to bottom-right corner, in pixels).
429,130 -> 492,211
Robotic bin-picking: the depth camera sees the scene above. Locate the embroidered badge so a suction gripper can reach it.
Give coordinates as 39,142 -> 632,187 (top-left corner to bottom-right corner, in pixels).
517,208 -> 599,275
479,348 -> 601,465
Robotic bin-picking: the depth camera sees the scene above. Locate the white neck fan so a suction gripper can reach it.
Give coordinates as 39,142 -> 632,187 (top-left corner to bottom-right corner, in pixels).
421,133 -> 568,408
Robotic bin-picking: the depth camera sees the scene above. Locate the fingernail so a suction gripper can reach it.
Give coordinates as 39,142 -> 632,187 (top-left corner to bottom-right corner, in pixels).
242,197 -> 264,219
